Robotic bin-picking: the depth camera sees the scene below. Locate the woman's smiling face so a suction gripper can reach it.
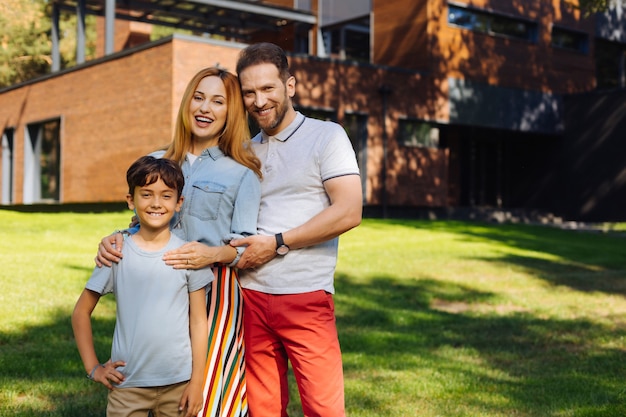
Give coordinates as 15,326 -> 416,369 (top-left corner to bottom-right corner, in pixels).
188,75 -> 228,144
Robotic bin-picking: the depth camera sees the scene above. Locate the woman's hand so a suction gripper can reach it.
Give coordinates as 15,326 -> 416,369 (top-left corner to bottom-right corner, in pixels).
163,242 -> 237,269
95,232 -> 125,267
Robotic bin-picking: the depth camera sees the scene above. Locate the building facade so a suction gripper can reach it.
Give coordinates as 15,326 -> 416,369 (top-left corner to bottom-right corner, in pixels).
1,0 -> 625,220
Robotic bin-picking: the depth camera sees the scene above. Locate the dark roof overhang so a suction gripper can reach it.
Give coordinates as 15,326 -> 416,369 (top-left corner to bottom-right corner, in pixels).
52,0 -> 316,41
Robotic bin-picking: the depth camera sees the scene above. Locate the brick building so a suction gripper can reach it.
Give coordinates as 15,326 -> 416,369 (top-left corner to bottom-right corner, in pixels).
1,0 -> 625,220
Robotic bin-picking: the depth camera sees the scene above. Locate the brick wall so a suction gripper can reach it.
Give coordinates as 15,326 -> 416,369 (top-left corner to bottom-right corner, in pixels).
0,42 -> 175,203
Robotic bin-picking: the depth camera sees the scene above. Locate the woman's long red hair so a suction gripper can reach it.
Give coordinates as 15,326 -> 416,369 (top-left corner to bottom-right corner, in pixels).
163,67 -> 262,178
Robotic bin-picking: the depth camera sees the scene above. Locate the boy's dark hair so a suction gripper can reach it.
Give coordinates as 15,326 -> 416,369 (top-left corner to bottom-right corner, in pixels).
126,156 -> 184,198
236,42 -> 291,82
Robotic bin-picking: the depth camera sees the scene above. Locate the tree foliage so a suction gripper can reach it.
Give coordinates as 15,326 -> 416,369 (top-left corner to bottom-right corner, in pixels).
568,0 -> 616,16
0,0 -> 50,87
0,0 -> 96,88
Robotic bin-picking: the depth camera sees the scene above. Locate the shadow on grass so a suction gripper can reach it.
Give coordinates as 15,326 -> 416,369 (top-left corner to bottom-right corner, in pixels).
335,273 -> 626,416
4,220 -> 626,416
386,219 -> 626,295
490,253 -> 626,295
2,275 -> 625,416
0,307 -> 114,417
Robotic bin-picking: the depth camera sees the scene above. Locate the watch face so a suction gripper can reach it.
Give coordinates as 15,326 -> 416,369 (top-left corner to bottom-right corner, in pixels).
277,245 -> 289,255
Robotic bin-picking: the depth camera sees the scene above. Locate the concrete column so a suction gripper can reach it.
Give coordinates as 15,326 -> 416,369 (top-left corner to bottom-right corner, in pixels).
76,0 -> 86,64
105,0 -> 115,54
51,4 -> 60,71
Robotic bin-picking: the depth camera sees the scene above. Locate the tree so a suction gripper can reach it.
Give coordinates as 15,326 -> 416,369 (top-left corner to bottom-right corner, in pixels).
0,0 -> 50,87
0,0 -> 96,88
569,0 -> 619,16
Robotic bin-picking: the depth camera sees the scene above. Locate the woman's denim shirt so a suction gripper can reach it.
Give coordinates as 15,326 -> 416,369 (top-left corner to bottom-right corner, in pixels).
151,147 -> 261,266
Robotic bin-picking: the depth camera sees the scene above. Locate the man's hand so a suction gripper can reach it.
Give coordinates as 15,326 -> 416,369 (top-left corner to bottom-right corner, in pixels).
230,235 -> 276,269
95,233 -> 125,267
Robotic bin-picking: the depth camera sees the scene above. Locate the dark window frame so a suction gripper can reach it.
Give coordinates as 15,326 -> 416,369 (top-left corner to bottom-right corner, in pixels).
447,3 -> 538,43
398,119 -> 440,149
551,26 -> 589,54
594,38 -> 626,90
321,15 -> 370,62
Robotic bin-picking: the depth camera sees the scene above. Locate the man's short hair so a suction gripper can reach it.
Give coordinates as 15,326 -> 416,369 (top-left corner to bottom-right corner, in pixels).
236,42 -> 291,82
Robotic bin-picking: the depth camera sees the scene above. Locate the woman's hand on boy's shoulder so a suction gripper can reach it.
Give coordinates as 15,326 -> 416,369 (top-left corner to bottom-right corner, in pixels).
95,233 -> 125,267
164,241 -> 225,269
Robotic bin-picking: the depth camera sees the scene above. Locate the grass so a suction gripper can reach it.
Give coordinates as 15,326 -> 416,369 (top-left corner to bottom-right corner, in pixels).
1,210 -> 626,416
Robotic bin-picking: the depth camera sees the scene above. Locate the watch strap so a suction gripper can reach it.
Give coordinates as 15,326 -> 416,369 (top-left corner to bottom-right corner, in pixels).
275,233 -> 285,249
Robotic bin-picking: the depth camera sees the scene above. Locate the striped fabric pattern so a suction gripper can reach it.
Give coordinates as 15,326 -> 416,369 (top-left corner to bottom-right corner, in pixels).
199,265 -> 248,417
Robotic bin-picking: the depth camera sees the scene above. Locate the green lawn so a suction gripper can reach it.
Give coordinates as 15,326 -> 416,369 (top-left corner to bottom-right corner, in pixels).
1,210 -> 625,416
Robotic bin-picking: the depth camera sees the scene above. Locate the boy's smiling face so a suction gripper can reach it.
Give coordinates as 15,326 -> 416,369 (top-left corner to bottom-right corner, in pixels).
126,177 -> 183,232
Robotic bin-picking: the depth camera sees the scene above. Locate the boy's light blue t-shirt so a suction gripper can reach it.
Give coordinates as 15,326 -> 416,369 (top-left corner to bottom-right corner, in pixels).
86,234 -> 211,388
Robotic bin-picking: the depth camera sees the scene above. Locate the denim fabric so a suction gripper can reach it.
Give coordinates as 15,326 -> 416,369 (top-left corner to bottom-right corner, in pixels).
151,147 -> 260,250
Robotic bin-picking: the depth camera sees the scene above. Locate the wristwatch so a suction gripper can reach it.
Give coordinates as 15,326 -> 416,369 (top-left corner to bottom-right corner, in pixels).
275,233 -> 290,255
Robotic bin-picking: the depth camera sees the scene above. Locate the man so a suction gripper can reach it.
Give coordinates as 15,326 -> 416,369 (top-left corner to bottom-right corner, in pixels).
230,42 -> 362,417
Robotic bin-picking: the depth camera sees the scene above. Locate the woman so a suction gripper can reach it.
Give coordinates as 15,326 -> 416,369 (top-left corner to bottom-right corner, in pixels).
97,67 -> 261,417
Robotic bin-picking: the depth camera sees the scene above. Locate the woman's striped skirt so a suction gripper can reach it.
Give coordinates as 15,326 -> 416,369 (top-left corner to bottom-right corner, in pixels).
199,265 -> 247,417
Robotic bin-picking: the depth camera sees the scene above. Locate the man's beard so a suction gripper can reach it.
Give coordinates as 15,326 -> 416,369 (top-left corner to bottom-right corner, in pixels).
256,92 -> 288,132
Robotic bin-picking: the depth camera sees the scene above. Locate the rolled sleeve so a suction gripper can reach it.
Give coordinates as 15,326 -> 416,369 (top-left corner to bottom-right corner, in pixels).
230,169 -> 261,238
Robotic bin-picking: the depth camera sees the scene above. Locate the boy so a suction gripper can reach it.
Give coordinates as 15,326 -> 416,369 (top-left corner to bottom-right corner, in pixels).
72,156 -> 209,417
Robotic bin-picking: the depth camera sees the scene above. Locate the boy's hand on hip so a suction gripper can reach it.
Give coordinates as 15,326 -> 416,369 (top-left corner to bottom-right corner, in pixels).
93,359 -> 126,390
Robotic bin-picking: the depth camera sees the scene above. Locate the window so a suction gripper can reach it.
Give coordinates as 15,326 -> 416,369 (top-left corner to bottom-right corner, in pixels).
448,4 -> 537,42
343,113 -> 368,202
40,121 -> 61,201
595,39 -> 626,89
294,23 -> 310,54
23,119 -> 61,204
322,16 -> 370,62
2,128 -> 14,204
552,27 -> 588,53
398,120 -> 440,148
297,107 -> 337,122
294,0 -> 312,11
